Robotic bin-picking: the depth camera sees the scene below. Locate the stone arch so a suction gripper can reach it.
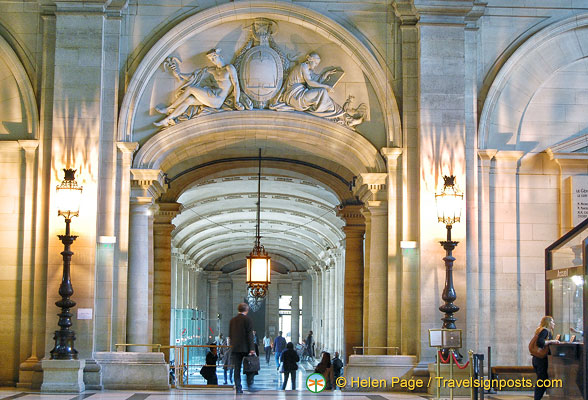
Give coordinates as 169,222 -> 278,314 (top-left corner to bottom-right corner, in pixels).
132,110 -> 386,177
118,0 -> 401,146
479,13 -> 588,150
0,33 -> 38,138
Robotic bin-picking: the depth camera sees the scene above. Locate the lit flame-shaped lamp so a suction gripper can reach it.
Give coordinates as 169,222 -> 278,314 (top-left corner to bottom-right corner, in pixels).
50,168 -> 83,360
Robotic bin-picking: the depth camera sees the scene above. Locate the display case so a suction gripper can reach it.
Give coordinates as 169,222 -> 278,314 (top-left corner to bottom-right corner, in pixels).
545,218 -> 588,400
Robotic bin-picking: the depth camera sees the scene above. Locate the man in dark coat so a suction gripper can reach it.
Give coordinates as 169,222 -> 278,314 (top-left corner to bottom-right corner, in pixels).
229,303 -> 256,394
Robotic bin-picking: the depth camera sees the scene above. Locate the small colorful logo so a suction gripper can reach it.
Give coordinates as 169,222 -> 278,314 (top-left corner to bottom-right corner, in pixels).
306,372 -> 326,393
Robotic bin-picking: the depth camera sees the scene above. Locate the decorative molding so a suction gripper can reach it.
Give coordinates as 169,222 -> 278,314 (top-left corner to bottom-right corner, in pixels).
130,168 -> 166,200
0,35 -> 38,139
117,0 -> 401,146
132,110 -> 386,176
354,172 -> 387,204
479,13 -> 588,150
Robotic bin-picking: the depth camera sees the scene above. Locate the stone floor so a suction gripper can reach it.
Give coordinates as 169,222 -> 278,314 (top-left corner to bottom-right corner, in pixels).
0,357 -> 536,400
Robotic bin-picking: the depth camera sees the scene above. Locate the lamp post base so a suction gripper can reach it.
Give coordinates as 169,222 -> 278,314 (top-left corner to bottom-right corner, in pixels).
41,359 -> 85,393
50,329 -> 78,360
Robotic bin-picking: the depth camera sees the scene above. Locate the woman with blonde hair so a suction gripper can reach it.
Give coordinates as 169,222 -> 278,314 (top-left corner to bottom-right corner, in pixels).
532,316 -> 559,400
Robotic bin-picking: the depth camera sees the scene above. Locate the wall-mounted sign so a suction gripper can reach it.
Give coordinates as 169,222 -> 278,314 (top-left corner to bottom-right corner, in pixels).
77,308 -> 93,320
571,176 -> 588,226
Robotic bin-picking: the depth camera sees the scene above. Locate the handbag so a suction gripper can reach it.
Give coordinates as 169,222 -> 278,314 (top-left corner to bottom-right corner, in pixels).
243,355 -> 260,373
528,332 -> 549,358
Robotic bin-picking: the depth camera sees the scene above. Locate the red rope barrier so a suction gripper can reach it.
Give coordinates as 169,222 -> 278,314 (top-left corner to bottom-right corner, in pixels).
451,352 -> 470,369
438,350 -> 450,364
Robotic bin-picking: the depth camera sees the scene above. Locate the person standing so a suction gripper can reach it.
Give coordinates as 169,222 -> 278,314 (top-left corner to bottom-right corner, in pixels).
229,303 -> 256,394
263,333 -> 272,365
332,352 -> 343,389
252,330 -> 260,356
222,346 -> 233,385
200,345 -> 218,385
280,342 -> 300,390
304,331 -> 314,360
273,331 -> 287,370
531,316 -> 559,400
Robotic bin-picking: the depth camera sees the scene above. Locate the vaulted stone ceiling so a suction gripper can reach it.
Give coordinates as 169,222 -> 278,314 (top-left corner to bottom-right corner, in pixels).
172,167 -> 345,275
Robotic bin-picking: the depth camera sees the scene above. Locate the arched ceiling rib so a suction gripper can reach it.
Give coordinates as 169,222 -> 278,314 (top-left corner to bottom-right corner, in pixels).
172,168 -> 345,273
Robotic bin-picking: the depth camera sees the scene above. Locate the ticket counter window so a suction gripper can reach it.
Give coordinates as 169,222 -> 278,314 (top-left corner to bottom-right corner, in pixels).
545,218 -> 588,399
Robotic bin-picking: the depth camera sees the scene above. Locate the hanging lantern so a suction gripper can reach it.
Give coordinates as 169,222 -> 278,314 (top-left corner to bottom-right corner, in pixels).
246,149 -> 271,299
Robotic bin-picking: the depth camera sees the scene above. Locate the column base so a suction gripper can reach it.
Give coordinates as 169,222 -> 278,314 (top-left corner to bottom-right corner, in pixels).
17,356 -> 42,389
83,358 -> 103,390
41,359 -> 85,393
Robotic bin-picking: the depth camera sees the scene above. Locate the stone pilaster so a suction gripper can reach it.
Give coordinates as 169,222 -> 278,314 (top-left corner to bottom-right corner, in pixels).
127,169 -> 165,351
113,142 -> 138,348
153,202 -> 180,359
17,140 -> 40,388
491,151 -> 524,364
337,204 -> 365,362
291,275 -> 301,345
355,173 -> 388,355
381,148 -> 403,352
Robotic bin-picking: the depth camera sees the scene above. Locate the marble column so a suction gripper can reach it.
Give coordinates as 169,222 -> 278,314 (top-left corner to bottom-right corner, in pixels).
291,277 -> 301,345
153,202 -> 180,359
208,272 -> 221,337
171,249 -> 179,309
127,199 -> 153,351
189,267 -> 197,309
176,255 -> 185,309
337,204 -> 366,362
183,261 -> 190,310
315,268 -> 323,353
127,169 -> 165,351
321,266 -> 329,352
325,266 -> 334,351
327,263 -> 337,355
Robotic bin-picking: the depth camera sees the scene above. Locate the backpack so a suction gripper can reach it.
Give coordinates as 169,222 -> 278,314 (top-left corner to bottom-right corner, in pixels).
528,330 -> 549,358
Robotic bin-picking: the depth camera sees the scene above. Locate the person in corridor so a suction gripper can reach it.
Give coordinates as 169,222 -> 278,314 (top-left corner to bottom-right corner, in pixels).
273,331 -> 287,370
280,342 -> 300,390
229,303 -> 256,394
263,333 -> 272,365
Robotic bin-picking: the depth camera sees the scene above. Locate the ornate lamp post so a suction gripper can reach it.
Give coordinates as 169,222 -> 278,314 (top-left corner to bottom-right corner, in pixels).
435,175 -> 463,331
50,169 -> 83,360
246,149 -> 271,301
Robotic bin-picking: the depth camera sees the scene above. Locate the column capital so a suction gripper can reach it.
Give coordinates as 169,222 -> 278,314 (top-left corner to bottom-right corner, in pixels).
18,140 -> 39,153
380,147 -> 403,162
116,141 -> 139,154
155,202 -> 181,225
478,149 -> 498,162
492,151 -> 523,173
392,1 -> 418,25
354,173 -> 387,204
131,168 -> 166,200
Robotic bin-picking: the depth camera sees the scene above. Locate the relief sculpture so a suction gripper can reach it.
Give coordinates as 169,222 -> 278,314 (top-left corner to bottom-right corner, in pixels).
154,48 -> 247,127
154,19 -> 366,130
